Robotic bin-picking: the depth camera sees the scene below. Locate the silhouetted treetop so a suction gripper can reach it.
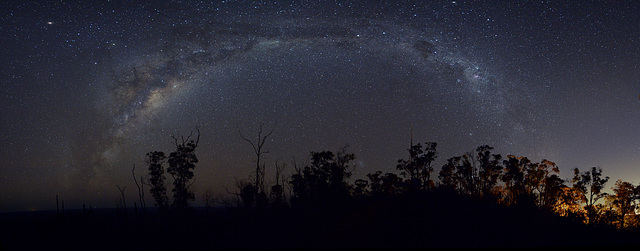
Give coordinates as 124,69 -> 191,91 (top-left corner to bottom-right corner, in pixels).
396,141 -> 437,191
290,147 -> 355,207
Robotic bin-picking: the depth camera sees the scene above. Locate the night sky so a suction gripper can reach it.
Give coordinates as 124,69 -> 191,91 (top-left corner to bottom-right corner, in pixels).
1,0 -> 639,212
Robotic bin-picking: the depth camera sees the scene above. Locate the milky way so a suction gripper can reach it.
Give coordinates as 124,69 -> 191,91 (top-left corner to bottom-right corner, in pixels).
2,1 -> 639,212
84,7 -> 545,206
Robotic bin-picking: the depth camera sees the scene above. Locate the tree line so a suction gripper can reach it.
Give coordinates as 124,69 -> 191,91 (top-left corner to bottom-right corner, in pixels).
136,125 -> 640,230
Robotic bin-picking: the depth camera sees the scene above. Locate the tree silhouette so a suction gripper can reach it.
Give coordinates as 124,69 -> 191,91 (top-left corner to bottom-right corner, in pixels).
609,180 -> 637,228
501,155 -> 530,205
290,147 -> 355,207
437,153 -> 476,195
438,157 -> 457,191
366,170 -> 404,196
396,142 -> 437,191
380,172 -> 404,195
525,159 -> 561,208
572,167 -> 610,225
353,179 -> 368,198
167,128 -> 200,210
539,168 -> 566,212
130,133 -> 640,246
19,133 -> 640,249
269,159 -> 286,207
202,188 -> 215,212
146,151 -> 169,210
238,122 -> 275,208
475,145 -> 502,198
237,180 -> 257,208
116,185 -> 127,216
132,164 -> 146,212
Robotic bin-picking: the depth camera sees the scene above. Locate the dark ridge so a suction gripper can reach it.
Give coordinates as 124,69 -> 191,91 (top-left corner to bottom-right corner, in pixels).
1,191 -> 639,250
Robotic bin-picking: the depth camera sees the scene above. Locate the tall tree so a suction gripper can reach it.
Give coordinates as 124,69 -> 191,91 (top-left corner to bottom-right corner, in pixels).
396,142 -> 438,191
132,164 -> 146,212
437,154 -> 475,196
572,167 -> 610,225
501,155 -> 530,205
455,154 -> 476,195
528,159 -> 562,208
146,151 -> 169,210
116,185 -> 127,213
167,127 -> 200,210
475,145 -> 502,198
519,159 -> 561,208
609,180 -> 637,228
238,122 -> 275,207
540,171 -> 566,211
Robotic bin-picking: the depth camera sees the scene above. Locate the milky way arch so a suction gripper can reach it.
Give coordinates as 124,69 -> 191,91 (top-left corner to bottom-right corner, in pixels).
82,13 -> 543,198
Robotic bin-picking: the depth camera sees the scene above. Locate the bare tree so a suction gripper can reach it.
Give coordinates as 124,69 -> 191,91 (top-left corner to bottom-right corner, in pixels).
238,122 -> 275,206
273,159 -> 285,190
202,188 -> 215,212
132,164 -> 146,212
116,185 -> 127,215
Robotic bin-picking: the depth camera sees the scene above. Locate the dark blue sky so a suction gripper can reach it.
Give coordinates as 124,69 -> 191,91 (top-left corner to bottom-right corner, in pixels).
1,0 -> 639,212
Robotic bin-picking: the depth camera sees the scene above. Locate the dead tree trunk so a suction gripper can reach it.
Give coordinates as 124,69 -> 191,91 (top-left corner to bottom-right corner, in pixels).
117,185 -> 127,216
238,122 -> 275,195
132,164 -> 146,213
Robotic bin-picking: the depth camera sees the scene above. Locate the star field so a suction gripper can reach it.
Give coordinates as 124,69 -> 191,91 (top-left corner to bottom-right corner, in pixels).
1,0 -> 639,212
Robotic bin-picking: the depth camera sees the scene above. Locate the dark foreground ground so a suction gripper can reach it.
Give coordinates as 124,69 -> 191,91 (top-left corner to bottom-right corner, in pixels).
2,195 -> 640,250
